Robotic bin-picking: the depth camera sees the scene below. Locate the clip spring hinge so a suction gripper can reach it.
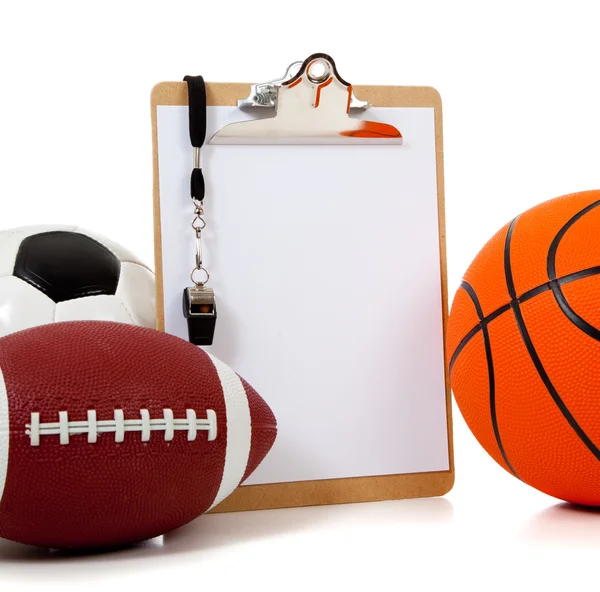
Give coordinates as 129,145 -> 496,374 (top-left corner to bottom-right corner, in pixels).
237,59 -> 371,111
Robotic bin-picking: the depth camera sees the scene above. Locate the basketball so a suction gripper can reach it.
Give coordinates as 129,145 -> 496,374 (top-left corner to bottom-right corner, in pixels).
448,190 -> 600,505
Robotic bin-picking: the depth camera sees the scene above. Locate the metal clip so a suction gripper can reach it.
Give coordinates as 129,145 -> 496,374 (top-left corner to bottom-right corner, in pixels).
183,286 -> 217,346
238,60 -> 371,111
238,61 -> 302,109
211,53 -> 401,145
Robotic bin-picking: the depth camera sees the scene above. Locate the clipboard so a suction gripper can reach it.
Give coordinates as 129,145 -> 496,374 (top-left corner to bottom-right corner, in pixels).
151,54 -> 454,512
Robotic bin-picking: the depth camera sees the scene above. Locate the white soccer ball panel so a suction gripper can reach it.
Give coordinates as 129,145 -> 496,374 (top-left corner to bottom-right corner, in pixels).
55,295 -> 136,324
75,228 -> 151,269
0,276 -> 56,337
116,262 -> 156,328
0,225 -> 78,277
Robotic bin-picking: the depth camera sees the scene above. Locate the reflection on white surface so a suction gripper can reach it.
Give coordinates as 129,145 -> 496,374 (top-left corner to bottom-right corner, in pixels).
521,503 -> 600,546
0,498 -> 452,577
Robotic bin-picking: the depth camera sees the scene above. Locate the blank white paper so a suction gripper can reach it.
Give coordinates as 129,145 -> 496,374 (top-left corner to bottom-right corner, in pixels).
157,106 -> 449,485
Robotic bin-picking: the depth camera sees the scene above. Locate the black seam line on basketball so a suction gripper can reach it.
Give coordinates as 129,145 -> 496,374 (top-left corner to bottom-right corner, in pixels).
451,215 -> 522,375
547,199 -> 600,280
509,300 -> 600,462
504,219 -> 600,464
547,199 -> 600,342
448,325 -> 482,376
448,265 -> 600,375
460,281 -> 519,478
448,303 -> 511,375
551,286 -> 600,341
504,217 -> 519,300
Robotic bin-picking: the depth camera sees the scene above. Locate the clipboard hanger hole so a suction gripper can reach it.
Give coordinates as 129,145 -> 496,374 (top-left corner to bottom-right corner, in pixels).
307,59 -> 330,84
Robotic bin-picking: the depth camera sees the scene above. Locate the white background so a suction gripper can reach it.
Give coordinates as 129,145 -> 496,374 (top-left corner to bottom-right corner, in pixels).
1,1 -> 600,590
157,105 -> 449,484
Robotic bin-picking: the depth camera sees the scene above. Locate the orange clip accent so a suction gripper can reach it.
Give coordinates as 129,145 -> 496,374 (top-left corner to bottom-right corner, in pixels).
340,121 -> 402,139
314,77 -> 333,108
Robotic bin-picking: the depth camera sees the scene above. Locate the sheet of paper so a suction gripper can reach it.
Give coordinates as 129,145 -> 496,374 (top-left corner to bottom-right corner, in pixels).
157,106 -> 449,485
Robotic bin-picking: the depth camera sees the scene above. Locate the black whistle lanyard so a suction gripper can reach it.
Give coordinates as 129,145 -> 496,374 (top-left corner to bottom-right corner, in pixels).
182,75 -> 217,346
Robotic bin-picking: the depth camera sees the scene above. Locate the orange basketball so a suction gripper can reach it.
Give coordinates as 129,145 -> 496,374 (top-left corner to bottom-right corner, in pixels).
448,190 -> 600,505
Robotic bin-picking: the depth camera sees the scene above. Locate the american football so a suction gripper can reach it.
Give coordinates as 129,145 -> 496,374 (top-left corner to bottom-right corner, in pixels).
0,321 -> 277,549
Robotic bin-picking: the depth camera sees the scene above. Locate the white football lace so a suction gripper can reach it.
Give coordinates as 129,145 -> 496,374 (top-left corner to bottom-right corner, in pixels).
25,409 -> 217,446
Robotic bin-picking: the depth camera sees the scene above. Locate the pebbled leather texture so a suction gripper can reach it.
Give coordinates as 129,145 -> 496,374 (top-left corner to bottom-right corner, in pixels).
241,376 -> 277,483
0,321 -> 277,548
448,190 -> 600,505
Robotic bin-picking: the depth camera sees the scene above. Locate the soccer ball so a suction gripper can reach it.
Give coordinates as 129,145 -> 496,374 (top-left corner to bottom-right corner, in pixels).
0,225 -> 155,337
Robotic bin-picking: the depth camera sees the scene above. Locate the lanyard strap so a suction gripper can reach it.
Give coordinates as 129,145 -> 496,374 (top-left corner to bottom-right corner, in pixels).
181,74 -> 217,346
183,75 -> 206,202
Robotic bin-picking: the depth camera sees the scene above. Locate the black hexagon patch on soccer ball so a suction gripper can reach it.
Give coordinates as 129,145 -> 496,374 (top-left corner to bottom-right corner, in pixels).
13,231 -> 121,303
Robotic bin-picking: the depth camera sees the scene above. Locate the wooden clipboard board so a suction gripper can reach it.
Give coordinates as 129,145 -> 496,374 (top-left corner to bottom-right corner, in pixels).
151,56 -> 454,512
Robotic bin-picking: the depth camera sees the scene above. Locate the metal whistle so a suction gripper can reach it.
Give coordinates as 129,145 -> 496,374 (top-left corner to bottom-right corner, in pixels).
183,286 -> 217,346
